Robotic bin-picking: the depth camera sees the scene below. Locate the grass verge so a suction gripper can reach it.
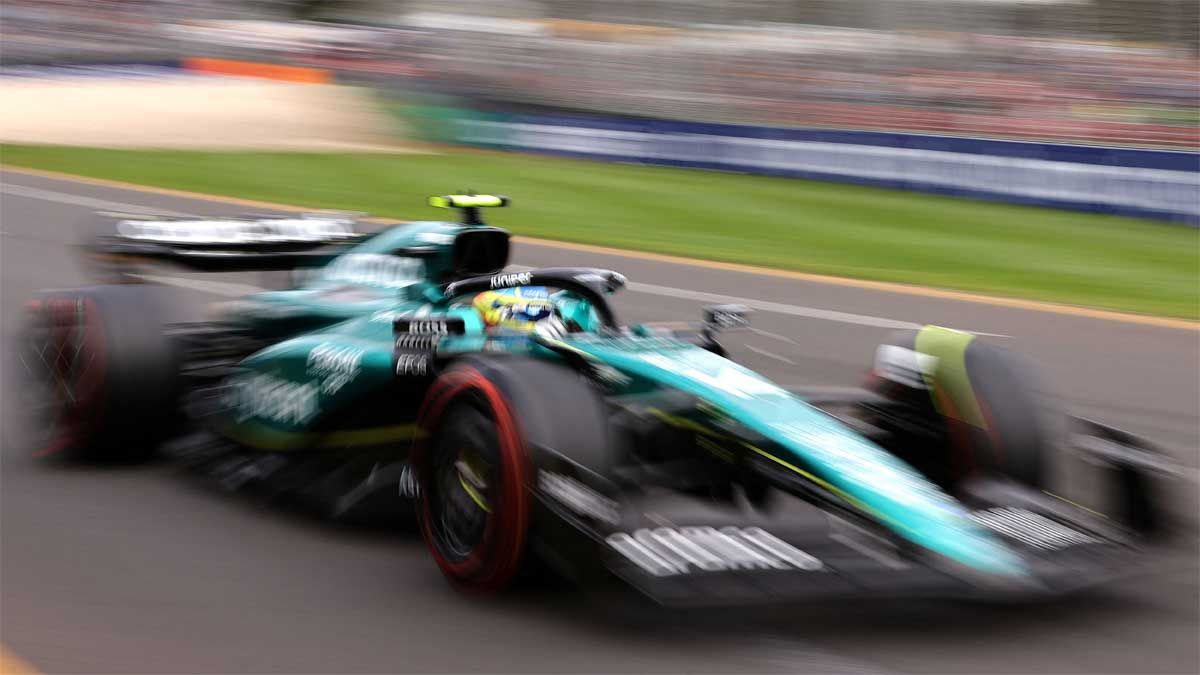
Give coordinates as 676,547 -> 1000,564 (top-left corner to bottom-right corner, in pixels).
2,144 -> 1196,318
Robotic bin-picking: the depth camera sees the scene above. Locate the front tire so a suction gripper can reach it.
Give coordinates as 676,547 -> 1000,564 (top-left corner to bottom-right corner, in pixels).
865,326 -> 1058,490
413,355 -> 618,592
414,365 -> 533,592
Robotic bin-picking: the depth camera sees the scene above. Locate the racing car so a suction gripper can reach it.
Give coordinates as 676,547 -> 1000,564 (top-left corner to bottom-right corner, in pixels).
18,194 -> 1175,604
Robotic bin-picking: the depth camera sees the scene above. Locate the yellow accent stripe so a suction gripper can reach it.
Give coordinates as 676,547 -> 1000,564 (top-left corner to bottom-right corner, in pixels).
743,441 -> 935,543
220,422 -> 416,451
0,646 -> 38,674
696,435 -> 735,463
649,409 -> 873,514
3,164 -> 1195,331
741,442 -> 869,513
648,407 -> 922,538
647,408 -> 727,439
323,424 -> 417,447
217,421 -> 302,451
457,473 -> 491,513
1043,490 -> 1110,520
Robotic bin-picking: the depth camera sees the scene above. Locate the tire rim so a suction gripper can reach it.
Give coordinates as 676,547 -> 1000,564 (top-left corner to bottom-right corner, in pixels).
20,298 -> 106,456
416,368 -> 531,591
429,427 -> 497,562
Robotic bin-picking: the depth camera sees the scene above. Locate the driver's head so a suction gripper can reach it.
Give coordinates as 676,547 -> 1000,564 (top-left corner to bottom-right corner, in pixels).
473,286 -> 557,332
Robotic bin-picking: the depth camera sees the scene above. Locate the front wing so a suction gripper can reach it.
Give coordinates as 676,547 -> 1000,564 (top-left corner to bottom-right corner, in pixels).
530,420 -> 1170,607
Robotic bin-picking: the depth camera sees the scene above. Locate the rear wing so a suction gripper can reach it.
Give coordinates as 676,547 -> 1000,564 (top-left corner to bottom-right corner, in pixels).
87,211 -> 366,274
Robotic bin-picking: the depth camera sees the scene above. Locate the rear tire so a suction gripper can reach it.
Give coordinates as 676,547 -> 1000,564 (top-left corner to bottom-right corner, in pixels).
20,285 -> 180,462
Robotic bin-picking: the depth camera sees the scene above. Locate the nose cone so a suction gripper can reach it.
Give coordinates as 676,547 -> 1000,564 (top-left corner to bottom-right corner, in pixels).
763,421 -> 1029,579
571,341 -> 1029,579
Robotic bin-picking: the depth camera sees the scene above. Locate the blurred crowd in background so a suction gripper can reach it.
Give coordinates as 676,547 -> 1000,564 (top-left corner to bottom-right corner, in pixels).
2,0 -> 1197,148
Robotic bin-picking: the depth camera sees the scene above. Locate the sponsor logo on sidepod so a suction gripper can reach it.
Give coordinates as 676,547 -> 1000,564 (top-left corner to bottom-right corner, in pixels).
225,373 -> 319,425
306,343 -> 363,394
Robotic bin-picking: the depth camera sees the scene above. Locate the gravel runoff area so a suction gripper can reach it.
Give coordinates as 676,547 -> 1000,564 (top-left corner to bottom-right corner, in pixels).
0,74 -> 418,152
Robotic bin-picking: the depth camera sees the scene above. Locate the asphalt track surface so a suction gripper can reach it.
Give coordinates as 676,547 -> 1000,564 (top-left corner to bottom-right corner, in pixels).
1,169 -> 1197,674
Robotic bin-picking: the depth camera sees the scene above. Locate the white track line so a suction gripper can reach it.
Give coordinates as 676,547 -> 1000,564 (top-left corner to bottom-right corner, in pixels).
625,280 -> 1009,336
625,279 -> 924,331
747,326 -> 799,344
507,265 -> 925,327
137,268 -> 966,334
744,344 -> 799,366
128,273 -> 265,297
5,185 -> 1006,335
0,183 -> 194,216
509,265 -> 1006,335
4,165 -> 1196,331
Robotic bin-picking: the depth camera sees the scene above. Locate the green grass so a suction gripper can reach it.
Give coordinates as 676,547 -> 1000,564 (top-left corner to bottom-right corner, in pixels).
3,144 -> 1197,318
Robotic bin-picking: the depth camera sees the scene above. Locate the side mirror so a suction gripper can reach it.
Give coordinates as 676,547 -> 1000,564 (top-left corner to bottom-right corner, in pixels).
698,305 -> 752,357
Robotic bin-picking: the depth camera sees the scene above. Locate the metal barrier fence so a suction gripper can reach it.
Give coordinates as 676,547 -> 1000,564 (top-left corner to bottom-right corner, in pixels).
449,112 -> 1200,223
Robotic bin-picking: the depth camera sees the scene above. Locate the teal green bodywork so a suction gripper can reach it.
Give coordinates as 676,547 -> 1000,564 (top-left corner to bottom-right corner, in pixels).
562,336 -> 1024,577
215,218 -> 1025,579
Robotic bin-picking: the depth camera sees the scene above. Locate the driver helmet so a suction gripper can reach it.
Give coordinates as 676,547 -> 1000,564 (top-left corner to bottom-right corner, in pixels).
473,286 -> 560,333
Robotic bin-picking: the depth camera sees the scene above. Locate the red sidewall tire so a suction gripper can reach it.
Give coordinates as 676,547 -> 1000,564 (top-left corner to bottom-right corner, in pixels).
414,366 -> 531,592
21,285 -> 179,463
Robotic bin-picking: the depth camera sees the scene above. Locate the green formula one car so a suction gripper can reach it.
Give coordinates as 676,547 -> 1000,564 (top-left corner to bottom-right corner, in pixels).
19,195 -> 1175,604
